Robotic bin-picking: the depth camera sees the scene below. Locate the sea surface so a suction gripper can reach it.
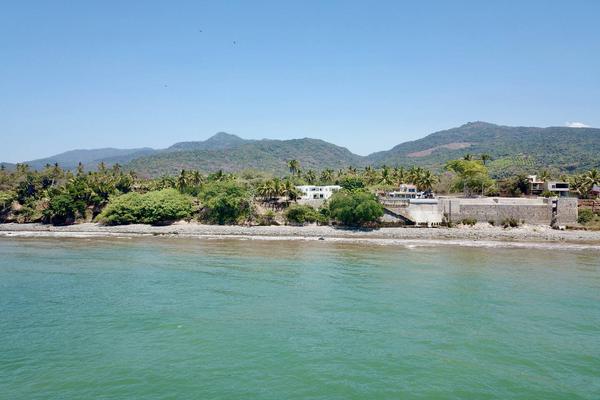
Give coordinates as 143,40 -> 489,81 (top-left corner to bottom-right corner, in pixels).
1,237 -> 599,399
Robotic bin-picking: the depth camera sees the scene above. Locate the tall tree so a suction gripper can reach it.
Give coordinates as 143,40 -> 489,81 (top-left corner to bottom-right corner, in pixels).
287,160 -> 300,176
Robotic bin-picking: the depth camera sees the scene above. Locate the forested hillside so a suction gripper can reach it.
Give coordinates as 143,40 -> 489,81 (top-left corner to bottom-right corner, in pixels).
6,122 -> 599,177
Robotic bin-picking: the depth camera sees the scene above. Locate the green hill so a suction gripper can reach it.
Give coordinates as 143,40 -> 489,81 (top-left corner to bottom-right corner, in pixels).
126,137 -> 362,177
167,132 -> 250,151
366,122 -> 600,176
25,148 -> 157,171
5,122 -> 599,177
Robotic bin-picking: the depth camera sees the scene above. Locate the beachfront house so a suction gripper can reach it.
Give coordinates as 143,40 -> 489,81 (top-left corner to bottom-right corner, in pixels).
527,175 -> 544,196
543,181 -> 570,197
379,184 -> 420,200
296,185 -> 341,201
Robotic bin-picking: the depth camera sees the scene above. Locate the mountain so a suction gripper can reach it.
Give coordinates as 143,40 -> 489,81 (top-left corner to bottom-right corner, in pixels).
4,123 -> 599,177
168,132 -> 250,151
366,122 -> 600,176
25,148 -> 157,171
0,162 -> 15,171
126,137 -> 362,176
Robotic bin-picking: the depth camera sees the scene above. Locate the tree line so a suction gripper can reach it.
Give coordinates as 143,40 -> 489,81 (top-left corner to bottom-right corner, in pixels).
0,157 -> 598,227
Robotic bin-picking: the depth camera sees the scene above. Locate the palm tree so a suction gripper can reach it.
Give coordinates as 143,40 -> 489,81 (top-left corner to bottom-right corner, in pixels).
304,170 -> 317,184
463,154 -> 473,161
111,163 -> 122,175
320,169 -> 334,184
97,162 -> 107,174
16,163 -> 30,174
480,154 -> 491,165
190,170 -> 203,186
283,179 -> 299,201
379,166 -> 393,185
391,166 -> 404,184
415,170 -> 438,191
586,169 -> 600,186
287,160 -> 300,176
176,170 -> 188,192
407,166 -> 423,184
538,169 -> 551,182
73,162 -> 83,177
257,181 -> 274,199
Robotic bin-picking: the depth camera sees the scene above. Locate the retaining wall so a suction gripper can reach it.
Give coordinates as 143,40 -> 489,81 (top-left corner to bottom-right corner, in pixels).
439,197 -> 578,226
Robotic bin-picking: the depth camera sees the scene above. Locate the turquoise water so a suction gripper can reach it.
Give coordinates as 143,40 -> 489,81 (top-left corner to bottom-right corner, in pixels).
1,238 -> 599,399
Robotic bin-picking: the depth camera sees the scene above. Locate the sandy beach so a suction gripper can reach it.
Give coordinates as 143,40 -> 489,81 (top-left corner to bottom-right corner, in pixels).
1,222 -> 600,249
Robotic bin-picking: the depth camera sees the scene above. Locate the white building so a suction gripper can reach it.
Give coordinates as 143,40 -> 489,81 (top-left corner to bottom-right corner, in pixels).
296,185 -> 341,201
381,184 -> 420,199
544,181 -> 570,197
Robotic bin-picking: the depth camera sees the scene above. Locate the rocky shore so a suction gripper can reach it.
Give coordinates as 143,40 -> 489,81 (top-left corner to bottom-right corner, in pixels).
1,222 -> 600,247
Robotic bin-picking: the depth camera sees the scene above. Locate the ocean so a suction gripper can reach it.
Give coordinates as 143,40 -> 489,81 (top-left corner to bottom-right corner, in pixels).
1,237 -> 599,399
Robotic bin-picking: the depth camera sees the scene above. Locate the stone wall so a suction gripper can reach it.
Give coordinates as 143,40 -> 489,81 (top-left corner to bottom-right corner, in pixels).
555,198 -> 578,226
438,197 -> 578,226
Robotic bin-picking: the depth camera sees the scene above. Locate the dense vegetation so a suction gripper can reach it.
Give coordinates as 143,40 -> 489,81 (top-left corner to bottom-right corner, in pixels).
97,189 -> 193,225
368,122 -> 600,175
328,191 -> 384,226
0,156 -> 598,227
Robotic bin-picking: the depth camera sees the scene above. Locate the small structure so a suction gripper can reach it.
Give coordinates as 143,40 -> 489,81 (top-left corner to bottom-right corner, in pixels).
544,181 -> 570,197
296,185 -> 341,201
527,175 -> 544,196
591,185 -> 600,198
378,187 -> 441,226
382,184 -> 419,199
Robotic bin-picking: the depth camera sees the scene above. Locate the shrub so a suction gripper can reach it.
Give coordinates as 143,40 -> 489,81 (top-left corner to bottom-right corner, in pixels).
285,204 -> 325,224
0,191 -> 15,213
461,218 -> 477,226
97,189 -> 193,225
501,217 -> 520,228
578,208 -> 594,224
339,177 -> 365,191
258,210 -> 277,226
328,190 -> 383,226
199,181 -> 252,224
541,190 -> 555,198
44,193 -> 86,225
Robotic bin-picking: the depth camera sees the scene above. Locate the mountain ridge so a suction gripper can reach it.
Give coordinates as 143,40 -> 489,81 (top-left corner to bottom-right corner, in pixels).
5,122 -> 599,176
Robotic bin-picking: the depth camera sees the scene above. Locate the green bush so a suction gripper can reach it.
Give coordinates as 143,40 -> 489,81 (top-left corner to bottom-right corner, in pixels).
461,218 -> 477,226
199,181 -> 252,224
501,217 -> 520,228
258,210 -> 277,226
339,177 -> 365,191
97,189 -> 193,225
541,190 -> 555,198
285,204 -> 325,224
0,191 -> 15,213
578,208 -> 594,224
328,190 -> 383,226
44,193 -> 86,225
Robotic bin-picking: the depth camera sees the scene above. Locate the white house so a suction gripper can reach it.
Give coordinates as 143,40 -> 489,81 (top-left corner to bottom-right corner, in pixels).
296,185 -> 341,201
544,181 -> 570,197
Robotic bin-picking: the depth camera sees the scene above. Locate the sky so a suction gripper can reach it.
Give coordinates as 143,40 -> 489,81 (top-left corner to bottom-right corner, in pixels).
1,0 -> 599,162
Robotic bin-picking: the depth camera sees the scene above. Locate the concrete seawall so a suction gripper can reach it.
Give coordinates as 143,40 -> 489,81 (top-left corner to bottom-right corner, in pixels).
438,197 -> 578,226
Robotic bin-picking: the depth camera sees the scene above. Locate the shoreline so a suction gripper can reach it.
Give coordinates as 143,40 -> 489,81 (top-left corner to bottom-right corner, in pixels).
1,222 -> 600,250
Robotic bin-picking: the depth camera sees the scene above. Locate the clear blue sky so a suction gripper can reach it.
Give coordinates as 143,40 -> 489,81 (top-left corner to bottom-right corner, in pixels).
1,0 -> 599,162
